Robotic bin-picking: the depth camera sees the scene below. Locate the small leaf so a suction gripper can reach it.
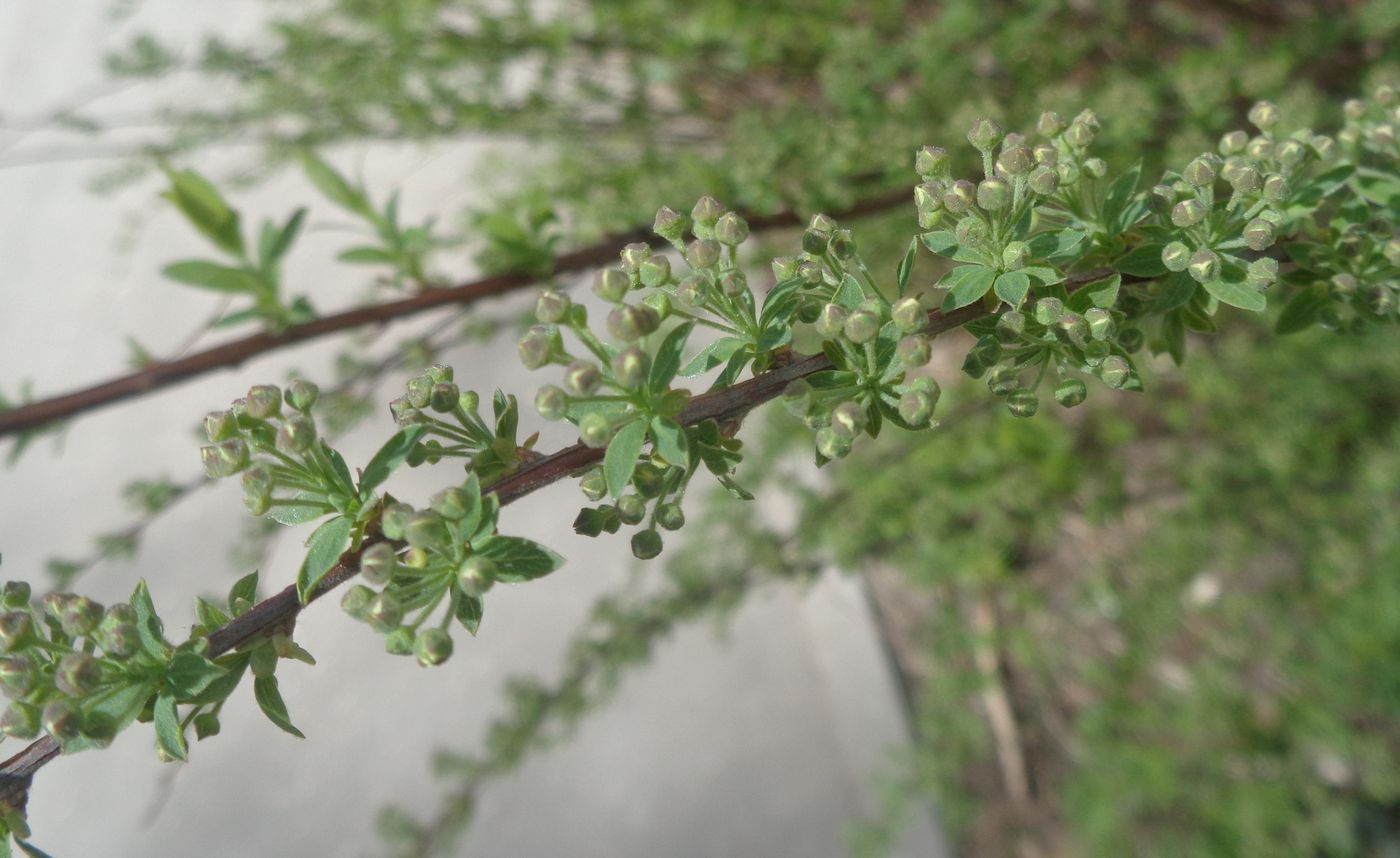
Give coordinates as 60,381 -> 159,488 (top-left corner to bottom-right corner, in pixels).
455,594 -> 483,635
1275,287 -> 1329,334
338,246 -> 398,266
15,840 -> 56,858
254,675 -> 305,738
920,230 -> 959,258
130,580 -> 170,661
714,349 -> 750,388
941,265 -> 996,311
295,516 -> 353,603
475,535 -> 565,583
163,260 -> 266,294
1067,273 -> 1121,313
162,167 -> 243,257
183,658 -> 248,706
1113,243 -> 1168,277
260,208 -> 306,268
268,501 -> 331,526
359,425 -> 428,497
756,323 -> 791,353
896,237 -> 918,296
1028,229 -> 1087,263
1201,276 -> 1266,313
227,570 -> 259,615
194,597 -> 230,630
651,416 -> 689,469
302,152 -> 371,216
834,273 -> 865,310
604,419 -> 647,499
993,271 -> 1029,307
759,277 -> 805,328
1151,272 -> 1197,313
649,322 -> 695,393
166,651 -> 228,700
153,692 -> 188,761
679,336 -> 746,378
1101,162 -> 1144,233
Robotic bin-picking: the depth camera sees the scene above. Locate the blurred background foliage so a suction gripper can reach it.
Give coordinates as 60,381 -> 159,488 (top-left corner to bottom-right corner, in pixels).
45,0 -> 1400,854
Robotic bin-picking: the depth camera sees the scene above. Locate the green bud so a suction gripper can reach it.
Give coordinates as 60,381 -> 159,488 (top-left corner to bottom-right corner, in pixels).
578,412 -> 614,449
2,700 -> 40,739
1311,134 -> 1338,160
1219,130 -> 1248,155
1330,273 -> 1358,297
1055,377 -> 1087,407
245,384 -> 282,419
432,487 -> 473,522
653,206 -> 687,242
193,712 -> 221,740
796,259 -> 823,284
404,511 -> 451,551
1006,388 -> 1039,418
656,502 -> 685,531
897,334 -> 932,367
782,379 -> 814,417
687,239 -> 721,269
535,290 -> 571,324
60,596 -> 103,637
897,389 -> 935,426
1057,160 -> 1081,185
579,467 -> 608,501
54,652 -> 101,697
1228,164 -> 1262,193
801,229 -> 829,255
915,145 -> 950,179
1,582 -> 30,611
564,360 -> 602,396
1083,157 -> 1108,179
1383,238 -> 1400,266
381,502 -> 414,540
1037,111 -> 1067,137
200,439 -> 249,478
815,303 -> 849,339
0,612 -> 33,652
42,700 -> 81,742
943,180 -> 977,213
1377,84 -> 1398,106
388,398 -> 423,428
1242,218 -> 1275,252
771,256 -> 799,282
428,382 -> 459,414
535,385 -> 568,421
1084,308 -> 1115,341
276,415 -> 316,454
1275,138 -> 1307,168
594,268 -> 631,302
1064,121 -> 1094,149
0,656 -> 35,697
1262,174 -> 1289,202
285,379 -> 319,412
204,410 -> 238,442
1247,100 -> 1281,131
843,309 -> 881,344
1149,184 -> 1176,213
619,242 -> 651,272
631,529 -> 663,560
1246,135 -> 1273,162
414,628 -> 453,667
1183,157 -> 1216,187
976,178 -> 1012,211
714,212 -> 749,246
996,310 -> 1026,343
1162,241 -> 1192,272
830,401 -> 868,439
631,462 -> 667,499
611,348 -> 651,388
809,213 -> 837,235
815,427 -> 853,460
676,274 -> 709,307
383,627 -> 414,656
517,326 -> 556,370
1032,143 -> 1058,166
1028,165 -> 1059,196
690,196 -> 725,230
608,304 -> 660,342
1100,355 -> 1131,389
720,270 -> 748,298
997,145 -> 1034,176
891,297 -> 924,333
341,585 -> 375,621
1033,297 -> 1063,326
829,229 -> 857,260
1367,285 -> 1396,316
967,118 -> 1004,152
986,365 -> 1019,397
366,592 -> 404,633
96,622 -> 138,660
1171,199 -> 1206,228
639,255 -> 672,288
914,182 -> 944,215
615,494 -> 646,525
404,375 -> 434,409
1118,326 -> 1145,352
1247,258 -> 1279,287
1188,249 -> 1221,284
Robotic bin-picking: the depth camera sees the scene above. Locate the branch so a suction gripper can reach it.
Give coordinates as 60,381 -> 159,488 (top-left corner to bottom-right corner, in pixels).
0,188 -> 909,439
0,265 -> 1110,796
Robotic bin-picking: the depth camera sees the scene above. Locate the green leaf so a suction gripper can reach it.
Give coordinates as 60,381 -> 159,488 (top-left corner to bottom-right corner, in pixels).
759,277 -> 805,328
1161,311 -> 1186,365
359,425 -> 428,498
493,390 -> 518,441
253,675 -> 305,738
1101,162 -> 1144,234
756,323 -> 792,353
268,501 -> 330,526
834,273 -> 865,310
456,473 -> 485,539
604,419 -> 647,499
993,271 -> 1030,307
454,594 -> 483,635
1068,273 -> 1121,313
714,349 -> 749,388
1275,287 -> 1329,334
295,516 -> 353,603
649,322 -> 694,393
162,167 -> 243,257
1151,272 -> 1197,313
941,265 -> 996,311
16,839 -> 56,858
338,246 -> 397,266
1352,166 -> 1400,208
1021,265 -> 1064,285
920,230 -> 959,258
475,536 -> 565,583
259,208 -> 306,269
650,416 -> 689,468
1114,243 -> 1168,277
153,692 -> 188,761
183,658 -> 248,706
1201,276 -> 1266,313
194,597 -> 230,631
130,580 -> 170,661
301,152 -> 371,217
166,651 -> 228,700
1028,229 -> 1087,263
228,570 -> 259,615
679,336 -> 746,378
163,260 -> 266,294
896,237 -> 919,296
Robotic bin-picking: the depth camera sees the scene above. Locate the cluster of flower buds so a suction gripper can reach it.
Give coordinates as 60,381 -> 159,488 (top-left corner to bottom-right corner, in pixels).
340,475 -> 562,662
0,581 -> 142,747
388,365 -> 531,484
1340,84 -> 1399,162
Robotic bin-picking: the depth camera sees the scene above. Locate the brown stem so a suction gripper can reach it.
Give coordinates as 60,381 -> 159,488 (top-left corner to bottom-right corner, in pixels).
0,188 -> 909,440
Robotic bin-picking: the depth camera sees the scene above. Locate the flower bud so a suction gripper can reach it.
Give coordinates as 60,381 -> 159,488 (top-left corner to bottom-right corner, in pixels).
653,206 -> 687,242
1219,130 -> 1248,155
517,326 -> 556,370
976,178 -> 1012,211
632,462 -> 667,498
1083,157 -> 1107,179
578,412 -> 614,449
1006,389 -> 1039,418
690,196 -> 725,231
60,596 -> 103,637
687,239 -> 721,269
1367,285 -> 1396,316
580,467 -> 608,500
594,268 -> 631,302
997,144 -> 1034,176
1228,164 -> 1262,193
1,582 -> 29,611
1311,134 -> 1337,160
801,229 -> 829,255
404,375 -> 434,409
943,180 -> 977,213
1027,166 -> 1059,196
1275,138 -> 1307,168
1162,241 -> 1192,272
612,348 -> 651,388
771,256 -> 799,282
631,529 -> 664,560
1383,238 -> 1400,267
96,622 -> 138,659
1188,249 -> 1221,283
1242,218 -> 1275,252
42,699 -> 81,742
1084,308 -> 1115,341
915,145 -> 950,179
714,212 -> 749,246
897,334 -> 932,367
404,511 -> 451,551
720,270 -> 748,298
54,652 -> 101,697
815,303 -> 849,339
1033,297 -> 1063,326
0,656 -> 35,697
201,439 -> 249,478
564,360 -> 602,396
1183,157 -> 1216,187
1,701 -> 40,739
380,502 -> 414,540
1037,111 -> 1067,137
1248,100 -> 1281,131
383,627 -> 414,656
365,592 -> 404,633
829,229 -> 857,260
341,585 -> 374,621
280,380 -> 318,415
1100,355 -> 1131,389
535,385 -> 569,421
245,384 -> 282,419
1247,258 -> 1279,287
967,118 -> 1004,152
414,629 -> 453,667
1262,174 -> 1289,203
0,612 -> 33,652
1246,135 -> 1273,161
429,382 -> 460,413
639,255 -> 672,288
1063,121 -> 1095,149
355,544 -> 398,589
914,182 -> 944,215
796,259 -> 823,284
608,304 -> 660,342
1172,199 -> 1206,228
656,502 -> 685,531
985,365 -> 1018,397
535,290 -> 571,324
891,297 -> 924,333
615,494 -> 646,525
830,401 -> 868,439
815,427 -> 853,460
781,380 -> 814,418
276,415 -> 316,454
1057,160 -> 1081,185
204,410 -> 238,442
1330,273 -> 1358,297
619,242 -> 651,272
1377,84 -> 1398,106
388,398 -> 423,427
896,389 -> 934,426
996,310 -> 1026,343
843,308 -> 881,344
